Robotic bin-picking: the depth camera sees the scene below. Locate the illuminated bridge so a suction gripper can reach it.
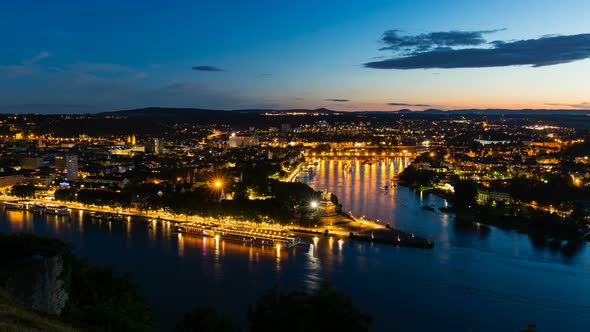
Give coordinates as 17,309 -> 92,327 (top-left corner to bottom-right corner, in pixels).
304,145 -> 426,159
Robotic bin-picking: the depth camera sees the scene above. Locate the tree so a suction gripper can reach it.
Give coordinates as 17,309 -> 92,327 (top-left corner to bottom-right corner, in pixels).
175,307 -> 238,332
398,165 -> 437,188
54,188 -> 76,202
452,180 -> 478,208
248,285 -> 372,332
63,260 -> 152,332
571,203 -> 587,222
10,184 -> 36,198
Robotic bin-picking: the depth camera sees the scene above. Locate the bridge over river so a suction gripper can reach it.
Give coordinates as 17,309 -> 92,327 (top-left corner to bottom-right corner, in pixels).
304,145 -> 428,159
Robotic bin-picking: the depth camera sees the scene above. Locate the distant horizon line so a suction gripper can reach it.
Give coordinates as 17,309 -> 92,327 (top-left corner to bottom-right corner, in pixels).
1,106 -> 590,115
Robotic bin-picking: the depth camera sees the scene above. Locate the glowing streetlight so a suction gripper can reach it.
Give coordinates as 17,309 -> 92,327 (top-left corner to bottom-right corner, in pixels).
213,179 -> 223,189
310,201 -> 318,209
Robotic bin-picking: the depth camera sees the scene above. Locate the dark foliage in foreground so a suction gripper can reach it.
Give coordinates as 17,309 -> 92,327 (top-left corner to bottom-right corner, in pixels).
63,259 -> 152,332
177,285 -> 372,332
248,285 -> 372,332
452,180 -> 478,208
0,233 -> 152,332
175,307 -> 239,332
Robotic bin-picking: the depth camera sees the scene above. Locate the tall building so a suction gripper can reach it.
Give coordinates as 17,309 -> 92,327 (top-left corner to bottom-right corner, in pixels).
147,138 -> 164,154
65,155 -> 78,181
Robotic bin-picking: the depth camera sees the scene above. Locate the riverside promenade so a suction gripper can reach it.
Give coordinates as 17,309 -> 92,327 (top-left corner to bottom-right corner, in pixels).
1,195 -> 433,248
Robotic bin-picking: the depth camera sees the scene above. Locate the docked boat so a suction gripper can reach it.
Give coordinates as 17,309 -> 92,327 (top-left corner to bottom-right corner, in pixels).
217,226 -> 301,248
174,223 -> 301,248
45,204 -> 71,216
89,211 -> 123,221
30,204 -> 46,213
173,223 -> 214,236
3,200 -> 34,210
421,206 -> 439,214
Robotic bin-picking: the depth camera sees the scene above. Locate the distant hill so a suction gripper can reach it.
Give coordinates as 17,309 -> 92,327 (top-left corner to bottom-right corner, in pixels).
101,107 -> 590,118
416,108 -> 590,116
100,107 -> 339,118
2,105 -> 589,116
5,106 -> 590,136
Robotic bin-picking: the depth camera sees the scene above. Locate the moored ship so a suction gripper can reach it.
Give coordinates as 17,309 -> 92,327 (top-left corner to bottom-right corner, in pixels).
2,201 -> 69,216
174,223 -> 301,248
44,204 -> 71,216
89,211 -> 124,221
2,200 -> 35,211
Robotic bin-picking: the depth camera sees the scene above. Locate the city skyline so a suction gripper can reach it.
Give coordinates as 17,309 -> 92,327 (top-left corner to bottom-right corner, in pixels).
1,0 -> 590,113
3,3 -> 590,331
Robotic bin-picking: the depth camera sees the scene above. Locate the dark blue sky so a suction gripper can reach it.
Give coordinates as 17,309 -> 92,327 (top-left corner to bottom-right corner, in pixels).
1,0 -> 589,113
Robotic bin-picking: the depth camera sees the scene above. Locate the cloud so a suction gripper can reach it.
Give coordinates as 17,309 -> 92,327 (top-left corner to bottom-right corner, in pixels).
545,102 -> 590,109
325,98 -> 350,102
192,65 -> 224,72
0,51 -> 52,78
386,102 -> 430,107
365,32 -> 590,69
28,51 -> 51,64
380,29 -> 502,53
0,56 -> 270,113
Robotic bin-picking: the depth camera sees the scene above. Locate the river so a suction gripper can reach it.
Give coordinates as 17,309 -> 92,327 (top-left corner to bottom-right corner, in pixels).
1,158 -> 590,331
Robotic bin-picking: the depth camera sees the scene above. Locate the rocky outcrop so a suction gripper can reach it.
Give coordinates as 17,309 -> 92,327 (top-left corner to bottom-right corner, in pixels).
6,253 -> 69,315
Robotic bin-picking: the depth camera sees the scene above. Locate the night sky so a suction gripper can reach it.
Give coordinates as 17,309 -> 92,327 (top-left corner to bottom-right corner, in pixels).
1,0 -> 589,113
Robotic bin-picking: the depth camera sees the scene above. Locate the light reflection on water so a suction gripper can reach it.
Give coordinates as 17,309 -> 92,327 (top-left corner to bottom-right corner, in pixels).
2,160 -> 590,332
305,243 -> 321,292
177,233 -> 184,257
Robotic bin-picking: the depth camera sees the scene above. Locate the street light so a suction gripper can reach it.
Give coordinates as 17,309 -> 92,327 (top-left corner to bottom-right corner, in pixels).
212,179 -> 223,189
310,201 -> 318,209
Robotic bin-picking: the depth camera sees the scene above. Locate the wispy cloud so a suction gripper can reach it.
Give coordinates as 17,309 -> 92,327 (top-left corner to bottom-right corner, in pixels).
545,102 -> 590,109
0,55 -> 273,113
28,51 -> 52,64
0,51 -> 52,78
386,102 -> 430,107
192,65 -> 224,72
366,31 -> 590,69
0,53 -> 148,83
325,98 -> 350,102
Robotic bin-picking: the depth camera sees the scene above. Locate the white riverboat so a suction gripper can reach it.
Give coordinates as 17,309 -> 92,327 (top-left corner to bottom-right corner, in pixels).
174,223 -> 301,248
44,204 -> 71,216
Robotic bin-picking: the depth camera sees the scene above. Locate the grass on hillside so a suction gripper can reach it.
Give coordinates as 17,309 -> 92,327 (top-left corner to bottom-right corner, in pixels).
0,288 -> 80,332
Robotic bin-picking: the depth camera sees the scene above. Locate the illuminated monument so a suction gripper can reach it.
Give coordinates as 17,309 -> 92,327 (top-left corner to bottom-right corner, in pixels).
317,189 -> 337,216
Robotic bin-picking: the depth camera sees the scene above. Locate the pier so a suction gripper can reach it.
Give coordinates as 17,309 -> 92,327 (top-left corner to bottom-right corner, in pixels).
348,228 -> 434,249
